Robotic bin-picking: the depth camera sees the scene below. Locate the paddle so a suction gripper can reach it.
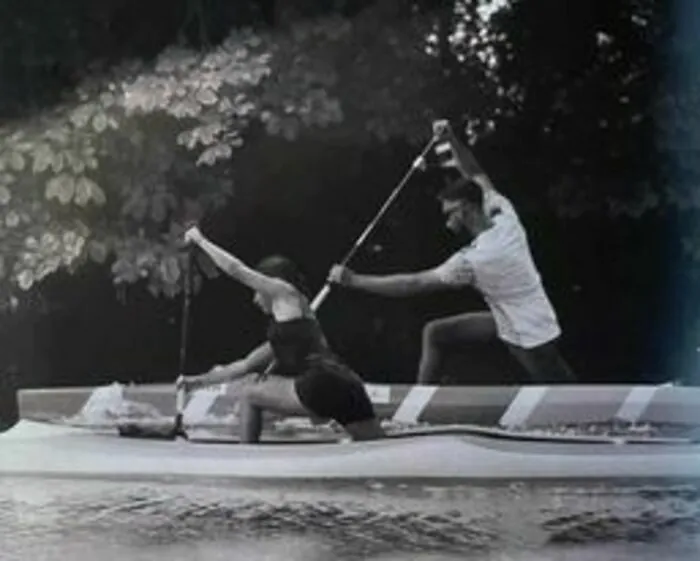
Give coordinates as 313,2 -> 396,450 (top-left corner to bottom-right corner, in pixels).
118,247 -> 194,440
120,129 -> 441,441
309,135 -> 440,311
173,245 -> 193,437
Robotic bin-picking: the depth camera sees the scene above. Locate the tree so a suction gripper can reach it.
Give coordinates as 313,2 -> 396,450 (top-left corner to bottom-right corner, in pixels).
479,0 -> 666,215
0,1 -> 512,308
9,0 -> 675,304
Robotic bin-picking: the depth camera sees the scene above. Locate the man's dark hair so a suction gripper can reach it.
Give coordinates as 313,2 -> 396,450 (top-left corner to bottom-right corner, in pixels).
436,175 -> 484,209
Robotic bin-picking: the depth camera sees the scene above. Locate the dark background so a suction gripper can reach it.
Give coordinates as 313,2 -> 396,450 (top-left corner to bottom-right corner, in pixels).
0,0 -> 698,392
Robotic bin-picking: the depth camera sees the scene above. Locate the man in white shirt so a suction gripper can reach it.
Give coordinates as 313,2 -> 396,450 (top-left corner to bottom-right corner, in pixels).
328,122 -> 575,385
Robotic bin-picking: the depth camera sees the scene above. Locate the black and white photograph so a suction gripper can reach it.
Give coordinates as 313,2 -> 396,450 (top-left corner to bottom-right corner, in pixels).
1,1 -> 699,560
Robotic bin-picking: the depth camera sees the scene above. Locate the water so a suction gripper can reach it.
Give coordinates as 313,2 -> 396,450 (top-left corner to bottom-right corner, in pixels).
1,476 -> 699,561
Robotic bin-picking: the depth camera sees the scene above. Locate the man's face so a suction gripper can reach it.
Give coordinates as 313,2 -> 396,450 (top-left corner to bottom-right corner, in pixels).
440,198 -> 467,235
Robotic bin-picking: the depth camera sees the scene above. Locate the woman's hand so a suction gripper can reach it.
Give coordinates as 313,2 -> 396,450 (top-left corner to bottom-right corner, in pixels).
175,374 -> 205,393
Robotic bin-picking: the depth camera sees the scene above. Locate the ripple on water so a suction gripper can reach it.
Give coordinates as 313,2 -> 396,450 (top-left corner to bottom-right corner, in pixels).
1,478 -> 699,561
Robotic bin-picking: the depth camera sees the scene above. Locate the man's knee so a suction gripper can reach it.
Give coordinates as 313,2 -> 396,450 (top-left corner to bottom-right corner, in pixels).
421,318 -> 456,348
421,320 -> 440,347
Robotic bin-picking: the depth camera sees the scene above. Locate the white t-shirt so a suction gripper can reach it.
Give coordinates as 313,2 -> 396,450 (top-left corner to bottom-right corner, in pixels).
434,190 -> 561,349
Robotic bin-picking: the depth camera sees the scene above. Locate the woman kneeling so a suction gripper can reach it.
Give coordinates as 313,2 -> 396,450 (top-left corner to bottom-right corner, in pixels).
178,227 -> 384,443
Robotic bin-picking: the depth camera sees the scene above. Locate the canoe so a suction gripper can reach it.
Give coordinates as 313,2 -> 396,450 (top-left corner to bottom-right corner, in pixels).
4,382 -> 700,481
12,381 -> 700,432
1,418 -> 699,481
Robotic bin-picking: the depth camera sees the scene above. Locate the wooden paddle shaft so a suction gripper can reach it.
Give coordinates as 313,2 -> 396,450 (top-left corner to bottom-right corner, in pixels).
310,134 -> 439,313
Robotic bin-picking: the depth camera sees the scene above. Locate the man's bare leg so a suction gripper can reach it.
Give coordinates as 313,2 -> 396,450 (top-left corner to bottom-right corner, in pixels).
417,311 -> 497,384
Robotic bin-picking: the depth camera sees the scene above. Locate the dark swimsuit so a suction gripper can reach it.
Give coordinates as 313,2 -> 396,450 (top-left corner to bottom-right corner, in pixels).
266,316 -> 376,426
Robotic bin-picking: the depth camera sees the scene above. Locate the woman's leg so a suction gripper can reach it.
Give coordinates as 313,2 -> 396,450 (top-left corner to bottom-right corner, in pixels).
295,363 -> 385,442
238,401 -> 264,443
417,311 -> 497,384
234,374 -> 311,443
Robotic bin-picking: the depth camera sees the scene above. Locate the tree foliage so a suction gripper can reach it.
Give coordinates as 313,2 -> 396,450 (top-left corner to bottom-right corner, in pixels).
0,0 -> 689,305
0,3 -> 501,305
481,0 -> 667,217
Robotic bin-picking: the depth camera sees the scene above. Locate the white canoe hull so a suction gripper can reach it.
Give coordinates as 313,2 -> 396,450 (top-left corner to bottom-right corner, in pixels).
2,420 -> 700,481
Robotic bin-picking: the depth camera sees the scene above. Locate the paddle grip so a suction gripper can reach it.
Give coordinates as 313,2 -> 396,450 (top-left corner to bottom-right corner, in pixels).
176,386 -> 186,415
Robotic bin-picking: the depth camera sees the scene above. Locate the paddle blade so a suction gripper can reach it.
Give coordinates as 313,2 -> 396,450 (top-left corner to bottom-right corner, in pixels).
117,419 -> 185,440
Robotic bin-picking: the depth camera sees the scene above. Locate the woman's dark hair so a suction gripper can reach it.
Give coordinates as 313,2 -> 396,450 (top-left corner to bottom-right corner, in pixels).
255,254 -> 311,298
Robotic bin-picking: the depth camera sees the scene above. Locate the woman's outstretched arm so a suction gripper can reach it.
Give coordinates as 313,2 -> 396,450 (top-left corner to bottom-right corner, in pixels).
185,226 -> 290,298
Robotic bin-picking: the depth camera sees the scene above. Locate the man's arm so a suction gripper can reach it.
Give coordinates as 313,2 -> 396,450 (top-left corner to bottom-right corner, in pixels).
433,120 -> 496,193
329,257 -> 474,298
342,269 -> 446,297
